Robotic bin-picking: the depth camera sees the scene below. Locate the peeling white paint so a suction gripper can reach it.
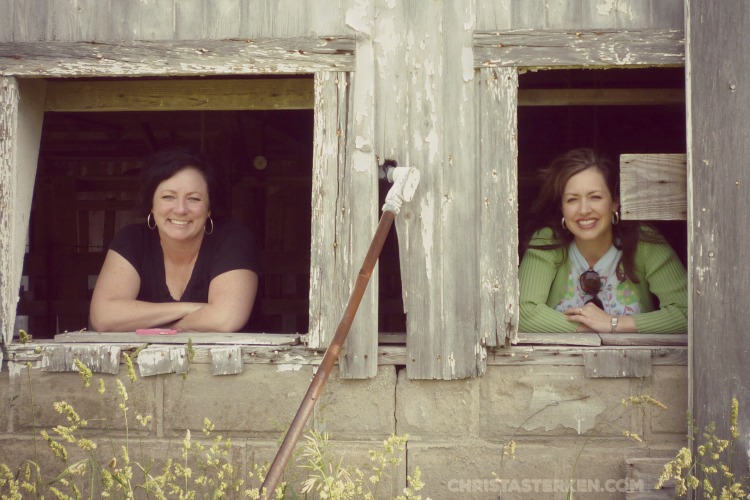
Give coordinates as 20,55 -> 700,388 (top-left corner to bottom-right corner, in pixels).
345,0 -> 371,35
425,128 -> 439,163
420,192 -> 435,278
461,47 -> 474,82
276,364 -> 303,372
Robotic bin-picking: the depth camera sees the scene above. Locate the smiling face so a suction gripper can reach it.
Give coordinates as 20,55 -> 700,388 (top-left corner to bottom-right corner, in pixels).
561,167 -> 619,251
151,167 -> 210,244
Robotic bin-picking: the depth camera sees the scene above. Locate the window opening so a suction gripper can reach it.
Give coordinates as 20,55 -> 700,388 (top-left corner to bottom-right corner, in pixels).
518,67 -> 687,265
18,107 -> 314,338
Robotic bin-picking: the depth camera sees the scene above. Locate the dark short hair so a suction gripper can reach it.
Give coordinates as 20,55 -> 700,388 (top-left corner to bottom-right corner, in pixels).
135,147 -> 224,216
530,148 -> 618,218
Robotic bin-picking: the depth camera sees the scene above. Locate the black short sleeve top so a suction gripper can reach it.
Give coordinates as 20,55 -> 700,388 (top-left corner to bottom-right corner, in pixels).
109,217 -> 259,303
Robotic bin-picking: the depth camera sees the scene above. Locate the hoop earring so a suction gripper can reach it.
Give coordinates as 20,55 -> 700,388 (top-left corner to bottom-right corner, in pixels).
561,217 -> 568,231
611,211 -> 620,225
204,216 -> 214,235
147,212 -> 156,230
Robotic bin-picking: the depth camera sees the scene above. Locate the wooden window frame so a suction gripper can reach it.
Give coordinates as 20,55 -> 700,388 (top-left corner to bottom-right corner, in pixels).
1,38 -> 385,379
475,28 -> 687,349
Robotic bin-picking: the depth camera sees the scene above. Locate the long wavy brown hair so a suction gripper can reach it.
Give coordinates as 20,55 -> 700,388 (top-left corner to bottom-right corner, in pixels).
522,148 -> 661,283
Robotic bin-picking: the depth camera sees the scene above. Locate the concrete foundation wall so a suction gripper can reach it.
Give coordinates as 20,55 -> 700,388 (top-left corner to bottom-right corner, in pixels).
0,345 -> 686,499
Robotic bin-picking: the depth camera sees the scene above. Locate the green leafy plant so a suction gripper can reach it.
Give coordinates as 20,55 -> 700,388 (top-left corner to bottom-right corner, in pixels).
657,397 -> 749,499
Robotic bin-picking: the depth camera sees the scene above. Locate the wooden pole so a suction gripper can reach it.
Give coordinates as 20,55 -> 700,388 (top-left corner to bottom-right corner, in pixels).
260,209 -> 396,498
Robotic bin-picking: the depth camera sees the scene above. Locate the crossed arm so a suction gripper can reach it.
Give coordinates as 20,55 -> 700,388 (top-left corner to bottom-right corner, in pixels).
89,250 -> 258,333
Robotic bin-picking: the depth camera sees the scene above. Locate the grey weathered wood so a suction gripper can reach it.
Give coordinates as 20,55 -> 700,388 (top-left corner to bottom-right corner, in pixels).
516,332 -> 601,346
599,334 -> 687,346
308,72 -> 344,349
210,346 -> 244,375
400,0 -> 484,380
487,345 -> 687,366
53,331 -> 301,345
511,0 -> 547,29
584,349 -> 652,378
336,5 -> 379,379
137,346 -> 189,377
475,0 -> 512,31
474,29 -> 684,68
309,69 -> 379,377
41,344 -> 121,374
625,457 -> 675,499
620,154 -> 686,220
204,1 -> 241,39
0,78 -> 46,347
687,0 -> 750,475
0,38 -> 355,77
479,67 -> 519,348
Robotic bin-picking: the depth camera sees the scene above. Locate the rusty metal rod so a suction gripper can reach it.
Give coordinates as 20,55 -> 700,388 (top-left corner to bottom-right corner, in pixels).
261,209 -> 397,498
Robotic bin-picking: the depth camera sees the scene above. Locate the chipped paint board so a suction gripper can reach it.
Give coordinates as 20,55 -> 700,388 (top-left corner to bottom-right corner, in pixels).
137,346 -> 189,377
0,77 -> 45,346
474,29 -> 684,68
479,68 -> 519,348
0,39 -> 355,77
210,346 -> 244,375
584,349 -> 652,378
41,345 -> 121,374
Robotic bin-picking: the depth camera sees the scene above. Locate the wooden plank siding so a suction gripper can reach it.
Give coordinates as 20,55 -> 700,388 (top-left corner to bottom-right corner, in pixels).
0,0 -> 690,382
0,78 -> 46,346
686,0 -> 750,475
1,0 -> 684,42
382,0 -> 484,380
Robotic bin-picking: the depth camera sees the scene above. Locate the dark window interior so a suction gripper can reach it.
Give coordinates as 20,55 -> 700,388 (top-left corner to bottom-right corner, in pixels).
18,104 -> 320,337
17,81 -> 407,339
518,67 -> 687,264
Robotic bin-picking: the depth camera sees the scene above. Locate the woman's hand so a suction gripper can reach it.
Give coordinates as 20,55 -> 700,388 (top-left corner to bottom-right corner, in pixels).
564,304 -> 637,333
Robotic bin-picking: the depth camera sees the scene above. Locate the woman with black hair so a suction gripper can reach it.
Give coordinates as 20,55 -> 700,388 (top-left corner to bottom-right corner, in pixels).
90,148 -> 259,332
519,148 -> 687,334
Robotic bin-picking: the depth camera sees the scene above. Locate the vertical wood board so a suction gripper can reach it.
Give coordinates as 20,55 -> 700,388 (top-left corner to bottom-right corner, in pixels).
440,0 -> 484,378
686,0 -> 750,475
478,67 -> 519,348
400,0 -> 445,379
309,70 -> 378,376
0,77 -> 46,347
338,0 -> 379,379
400,0 -> 484,379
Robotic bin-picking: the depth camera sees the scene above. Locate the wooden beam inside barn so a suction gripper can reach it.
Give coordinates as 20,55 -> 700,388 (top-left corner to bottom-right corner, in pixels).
45,78 -> 314,112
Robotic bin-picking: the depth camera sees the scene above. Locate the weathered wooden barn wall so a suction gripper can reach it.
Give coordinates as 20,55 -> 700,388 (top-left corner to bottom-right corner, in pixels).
0,0 -> 686,380
686,0 -> 750,477
0,0 -> 683,42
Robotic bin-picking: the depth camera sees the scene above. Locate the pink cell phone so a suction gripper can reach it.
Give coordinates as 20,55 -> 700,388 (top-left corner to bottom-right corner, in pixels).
136,328 -> 179,335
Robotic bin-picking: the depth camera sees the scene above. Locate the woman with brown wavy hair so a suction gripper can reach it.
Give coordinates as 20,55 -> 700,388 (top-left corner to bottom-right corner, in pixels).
519,148 -> 687,334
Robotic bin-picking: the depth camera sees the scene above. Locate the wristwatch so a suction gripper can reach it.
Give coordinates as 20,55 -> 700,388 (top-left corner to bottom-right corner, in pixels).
610,316 -> 619,333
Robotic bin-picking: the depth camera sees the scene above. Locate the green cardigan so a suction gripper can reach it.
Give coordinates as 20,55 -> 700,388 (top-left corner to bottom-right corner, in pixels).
519,227 -> 688,334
